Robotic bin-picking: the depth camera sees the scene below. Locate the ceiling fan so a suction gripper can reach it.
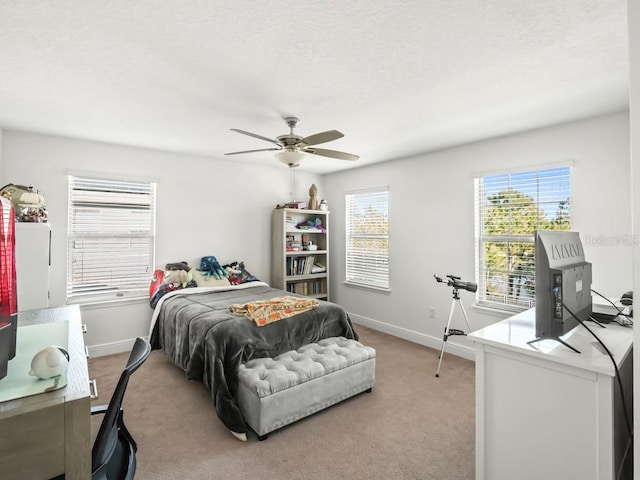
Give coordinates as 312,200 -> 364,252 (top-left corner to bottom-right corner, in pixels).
225,116 -> 359,168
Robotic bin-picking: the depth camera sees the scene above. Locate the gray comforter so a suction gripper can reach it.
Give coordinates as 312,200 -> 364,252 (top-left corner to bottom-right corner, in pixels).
149,284 -> 358,434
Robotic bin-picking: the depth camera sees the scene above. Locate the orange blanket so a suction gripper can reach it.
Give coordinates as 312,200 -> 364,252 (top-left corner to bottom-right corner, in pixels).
230,296 -> 319,326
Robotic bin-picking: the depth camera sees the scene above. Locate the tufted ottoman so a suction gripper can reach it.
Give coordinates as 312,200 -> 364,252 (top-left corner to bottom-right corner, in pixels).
237,337 -> 376,440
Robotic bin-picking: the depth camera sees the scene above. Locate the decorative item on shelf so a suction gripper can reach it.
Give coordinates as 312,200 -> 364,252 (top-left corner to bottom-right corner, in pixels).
306,241 -> 318,251
0,183 -> 48,222
319,199 -> 328,211
284,201 -> 306,209
308,184 -> 319,210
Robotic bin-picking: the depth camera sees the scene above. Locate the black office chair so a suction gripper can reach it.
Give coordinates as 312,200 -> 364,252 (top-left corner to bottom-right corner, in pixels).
51,337 -> 151,480
90,337 -> 151,480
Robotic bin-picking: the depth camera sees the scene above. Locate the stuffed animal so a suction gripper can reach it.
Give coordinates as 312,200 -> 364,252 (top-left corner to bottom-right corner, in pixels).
165,261 -> 190,272
223,261 -> 258,284
200,256 -> 228,280
164,269 -> 188,287
224,263 -> 243,285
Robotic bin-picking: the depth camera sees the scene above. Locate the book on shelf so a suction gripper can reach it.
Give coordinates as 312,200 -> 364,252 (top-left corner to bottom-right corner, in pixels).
311,263 -> 326,273
286,235 -> 302,251
284,201 -> 306,209
287,279 -> 324,296
285,216 -> 297,229
286,256 -> 323,276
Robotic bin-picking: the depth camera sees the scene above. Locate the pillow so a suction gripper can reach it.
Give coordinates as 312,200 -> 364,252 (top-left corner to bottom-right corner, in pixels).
192,269 -> 231,287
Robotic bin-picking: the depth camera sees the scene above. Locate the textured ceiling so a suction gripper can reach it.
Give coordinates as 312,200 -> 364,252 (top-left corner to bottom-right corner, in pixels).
0,1 -> 629,173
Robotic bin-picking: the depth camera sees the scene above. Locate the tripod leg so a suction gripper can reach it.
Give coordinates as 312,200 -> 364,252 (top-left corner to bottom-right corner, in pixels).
458,300 -> 472,333
436,299 -> 457,377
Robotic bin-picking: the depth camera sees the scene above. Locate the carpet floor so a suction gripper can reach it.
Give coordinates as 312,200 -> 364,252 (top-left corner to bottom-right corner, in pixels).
88,325 -> 475,480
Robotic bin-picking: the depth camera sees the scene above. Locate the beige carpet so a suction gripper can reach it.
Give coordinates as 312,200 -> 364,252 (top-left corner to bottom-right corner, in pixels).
88,325 -> 475,480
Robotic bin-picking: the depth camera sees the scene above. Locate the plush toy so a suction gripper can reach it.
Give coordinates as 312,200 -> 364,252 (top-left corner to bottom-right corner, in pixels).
222,261 -> 258,284
224,263 -> 243,285
149,265 -> 196,309
164,269 -> 188,287
200,256 -> 228,280
165,261 -> 190,272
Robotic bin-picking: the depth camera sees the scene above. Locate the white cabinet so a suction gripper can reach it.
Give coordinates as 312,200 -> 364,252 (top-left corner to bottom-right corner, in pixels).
14,223 -> 51,312
272,208 -> 330,300
469,308 -> 633,480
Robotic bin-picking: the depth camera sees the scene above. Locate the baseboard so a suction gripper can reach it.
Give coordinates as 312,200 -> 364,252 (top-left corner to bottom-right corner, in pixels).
86,319 -> 476,362
349,313 -> 476,362
88,337 -> 147,358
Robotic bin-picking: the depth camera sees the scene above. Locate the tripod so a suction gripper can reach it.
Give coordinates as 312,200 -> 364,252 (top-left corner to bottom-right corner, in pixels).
435,287 -> 472,377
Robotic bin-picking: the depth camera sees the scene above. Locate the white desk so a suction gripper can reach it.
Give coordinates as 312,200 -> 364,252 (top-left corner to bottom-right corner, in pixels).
0,305 -> 91,479
469,308 -> 633,480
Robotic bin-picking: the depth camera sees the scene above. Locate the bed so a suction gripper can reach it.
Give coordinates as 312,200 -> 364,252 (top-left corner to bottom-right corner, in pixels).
148,281 -> 358,436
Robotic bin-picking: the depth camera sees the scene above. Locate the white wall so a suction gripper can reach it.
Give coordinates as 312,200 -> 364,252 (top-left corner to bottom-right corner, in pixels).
0,129 -> 3,184
1,131 -> 323,355
1,113 -> 632,362
627,0 -> 639,475
324,112 -> 632,360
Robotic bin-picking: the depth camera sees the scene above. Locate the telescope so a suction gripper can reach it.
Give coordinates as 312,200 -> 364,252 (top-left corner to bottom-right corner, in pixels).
434,274 -> 478,293
433,273 -> 477,377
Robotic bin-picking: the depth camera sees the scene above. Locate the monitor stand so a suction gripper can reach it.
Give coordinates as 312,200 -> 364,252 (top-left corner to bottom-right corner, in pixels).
527,336 -> 581,354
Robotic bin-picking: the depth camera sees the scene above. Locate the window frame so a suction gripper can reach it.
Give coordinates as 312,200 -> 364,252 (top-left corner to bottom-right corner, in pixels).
66,174 -> 156,305
344,186 -> 390,292
474,165 -> 572,313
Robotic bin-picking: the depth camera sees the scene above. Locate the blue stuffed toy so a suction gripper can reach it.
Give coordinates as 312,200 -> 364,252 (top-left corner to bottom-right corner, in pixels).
199,256 -> 228,280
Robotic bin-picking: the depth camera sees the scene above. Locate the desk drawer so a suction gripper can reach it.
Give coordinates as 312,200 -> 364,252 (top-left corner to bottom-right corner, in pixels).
0,402 -> 65,479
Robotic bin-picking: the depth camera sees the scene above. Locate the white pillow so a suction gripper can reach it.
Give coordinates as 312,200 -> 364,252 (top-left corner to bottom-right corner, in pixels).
192,269 -> 231,287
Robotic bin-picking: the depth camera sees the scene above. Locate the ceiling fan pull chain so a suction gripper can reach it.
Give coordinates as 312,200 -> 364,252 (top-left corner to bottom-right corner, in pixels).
289,168 -> 296,200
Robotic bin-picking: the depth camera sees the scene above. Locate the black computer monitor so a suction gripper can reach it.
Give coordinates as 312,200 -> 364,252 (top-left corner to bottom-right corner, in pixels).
534,230 -> 592,344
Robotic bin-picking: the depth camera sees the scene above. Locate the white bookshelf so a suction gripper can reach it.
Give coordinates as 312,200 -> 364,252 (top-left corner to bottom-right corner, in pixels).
272,208 -> 330,300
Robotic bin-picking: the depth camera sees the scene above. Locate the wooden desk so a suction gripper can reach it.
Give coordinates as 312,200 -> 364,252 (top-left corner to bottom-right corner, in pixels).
469,308 -> 633,480
0,305 -> 91,479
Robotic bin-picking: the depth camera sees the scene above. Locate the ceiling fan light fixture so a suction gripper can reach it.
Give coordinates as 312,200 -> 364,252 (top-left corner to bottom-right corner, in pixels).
275,150 -> 306,168
226,116 -> 359,165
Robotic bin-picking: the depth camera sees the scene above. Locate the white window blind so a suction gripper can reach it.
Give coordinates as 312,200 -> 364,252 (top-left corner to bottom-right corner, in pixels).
345,187 -> 389,290
67,176 -> 156,303
474,166 -> 571,311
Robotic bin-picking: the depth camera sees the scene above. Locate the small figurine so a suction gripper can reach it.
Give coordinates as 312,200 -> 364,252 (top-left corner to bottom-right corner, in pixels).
29,346 -> 69,380
308,184 -> 319,210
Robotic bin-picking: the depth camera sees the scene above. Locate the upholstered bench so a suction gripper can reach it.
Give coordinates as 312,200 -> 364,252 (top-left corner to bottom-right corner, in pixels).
237,337 -> 376,440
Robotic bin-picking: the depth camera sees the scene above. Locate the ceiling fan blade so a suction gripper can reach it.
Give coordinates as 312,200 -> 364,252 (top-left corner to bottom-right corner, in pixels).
224,148 -> 281,155
303,147 -> 359,161
300,130 -> 344,147
230,129 -> 280,146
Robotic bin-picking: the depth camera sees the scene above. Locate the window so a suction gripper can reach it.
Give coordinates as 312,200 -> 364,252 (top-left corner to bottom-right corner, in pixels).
474,166 -> 571,311
67,175 -> 156,304
345,187 -> 389,290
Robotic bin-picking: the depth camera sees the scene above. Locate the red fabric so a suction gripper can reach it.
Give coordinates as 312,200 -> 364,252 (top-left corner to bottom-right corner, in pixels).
0,200 -> 17,321
149,269 -> 164,299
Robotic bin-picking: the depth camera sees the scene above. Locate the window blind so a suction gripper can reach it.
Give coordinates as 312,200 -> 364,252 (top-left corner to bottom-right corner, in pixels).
67,176 -> 156,303
474,166 -> 571,311
345,187 -> 389,290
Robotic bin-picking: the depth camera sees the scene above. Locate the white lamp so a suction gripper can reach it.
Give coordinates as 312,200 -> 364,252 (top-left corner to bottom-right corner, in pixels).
275,150 -> 306,168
